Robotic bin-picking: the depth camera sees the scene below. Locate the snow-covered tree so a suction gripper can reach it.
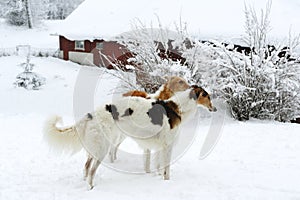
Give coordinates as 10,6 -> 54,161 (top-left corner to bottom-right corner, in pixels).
0,0 -> 8,17
6,0 -> 27,26
6,0 -> 46,28
5,0 -> 79,27
14,46 -> 46,90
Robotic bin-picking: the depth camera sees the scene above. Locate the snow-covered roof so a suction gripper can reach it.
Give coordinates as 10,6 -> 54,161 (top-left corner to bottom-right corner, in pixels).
55,0 -> 300,41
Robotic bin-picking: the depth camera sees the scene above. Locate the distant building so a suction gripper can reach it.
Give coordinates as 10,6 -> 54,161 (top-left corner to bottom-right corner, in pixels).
54,0 -> 191,68
58,36 -> 132,69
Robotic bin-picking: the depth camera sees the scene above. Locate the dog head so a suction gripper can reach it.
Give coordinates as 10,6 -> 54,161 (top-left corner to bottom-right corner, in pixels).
189,85 -> 217,112
165,76 -> 190,93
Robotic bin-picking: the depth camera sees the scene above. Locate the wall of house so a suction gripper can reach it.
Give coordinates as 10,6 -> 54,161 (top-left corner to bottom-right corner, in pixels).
93,41 -> 132,69
59,36 -> 71,60
69,51 -> 94,66
58,50 -> 63,59
59,36 -> 133,68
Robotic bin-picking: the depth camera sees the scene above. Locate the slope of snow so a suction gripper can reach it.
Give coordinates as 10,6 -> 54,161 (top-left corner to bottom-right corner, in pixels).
0,56 -> 300,200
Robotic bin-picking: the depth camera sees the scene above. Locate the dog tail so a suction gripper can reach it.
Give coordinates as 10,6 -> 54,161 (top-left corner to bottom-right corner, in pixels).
43,115 -> 82,155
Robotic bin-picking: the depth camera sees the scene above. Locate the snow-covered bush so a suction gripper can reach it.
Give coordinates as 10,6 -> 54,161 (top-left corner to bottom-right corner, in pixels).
7,8 -> 27,26
109,22 -> 191,93
187,1 -> 300,122
0,48 -> 14,57
15,71 -> 46,90
14,56 -> 46,90
31,48 -> 58,57
218,52 -> 300,121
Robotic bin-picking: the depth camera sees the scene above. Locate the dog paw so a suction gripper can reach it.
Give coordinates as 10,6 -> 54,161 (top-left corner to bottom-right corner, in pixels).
86,183 -> 94,190
163,172 -> 170,180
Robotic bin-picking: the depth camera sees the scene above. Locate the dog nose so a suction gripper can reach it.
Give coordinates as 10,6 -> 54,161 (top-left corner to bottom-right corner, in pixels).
210,106 -> 217,112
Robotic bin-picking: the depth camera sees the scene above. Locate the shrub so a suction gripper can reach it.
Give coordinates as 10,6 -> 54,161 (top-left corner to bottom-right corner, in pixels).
187,1 -> 300,122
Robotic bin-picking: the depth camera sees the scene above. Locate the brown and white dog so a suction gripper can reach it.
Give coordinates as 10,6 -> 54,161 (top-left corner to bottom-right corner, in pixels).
44,84 -> 216,189
110,76 -> 190,166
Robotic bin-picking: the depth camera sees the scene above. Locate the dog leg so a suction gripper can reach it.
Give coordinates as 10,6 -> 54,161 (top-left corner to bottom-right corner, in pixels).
113,142 -> 122,161
87,159 -> 101,190
83,155 -> 93,180
109,134 -> 126,163
154,151 -> 162,175
143,149 -> 151,173
163,166 -> 170,180
162,146 -> 172,180
109,142 -> 122,163
109,147 -> 116,163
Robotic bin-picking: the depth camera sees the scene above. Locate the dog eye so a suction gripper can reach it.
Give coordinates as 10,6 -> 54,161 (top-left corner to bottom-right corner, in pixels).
179,80 -> 184,84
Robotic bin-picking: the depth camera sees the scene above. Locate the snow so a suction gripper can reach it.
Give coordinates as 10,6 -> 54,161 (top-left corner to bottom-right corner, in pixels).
1,1 -> 300,199
55,0 -> 300,40
0,18 -> 59,49
1,55 -> 300,199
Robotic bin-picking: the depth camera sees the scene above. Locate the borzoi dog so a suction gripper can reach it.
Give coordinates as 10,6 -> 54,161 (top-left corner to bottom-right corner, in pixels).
84,76 -> 190,174
107,85 -> 216,180
44,85 -> 216,189
110,76 -> 190,163
44,77 -> 189,183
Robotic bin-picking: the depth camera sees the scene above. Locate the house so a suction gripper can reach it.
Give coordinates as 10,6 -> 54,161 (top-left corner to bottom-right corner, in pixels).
54,0 -> 203,68
58,36 -> 132,68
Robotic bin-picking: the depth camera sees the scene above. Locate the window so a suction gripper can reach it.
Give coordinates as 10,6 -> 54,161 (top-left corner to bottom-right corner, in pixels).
96,42 -> 104,50
75,40 -> 85,50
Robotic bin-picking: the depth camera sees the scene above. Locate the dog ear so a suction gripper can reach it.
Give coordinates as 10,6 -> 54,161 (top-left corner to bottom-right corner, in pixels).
201,90 -> 208,97
189,85 -> 202,100
105,104 -> 119,120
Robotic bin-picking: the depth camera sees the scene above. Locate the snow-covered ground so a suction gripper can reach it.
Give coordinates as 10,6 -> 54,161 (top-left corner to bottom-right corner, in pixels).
1,55 -> 300,200
0,19 -> 59,49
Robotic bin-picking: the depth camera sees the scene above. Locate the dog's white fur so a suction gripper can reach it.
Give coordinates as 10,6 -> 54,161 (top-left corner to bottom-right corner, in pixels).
44,86 -> 215,189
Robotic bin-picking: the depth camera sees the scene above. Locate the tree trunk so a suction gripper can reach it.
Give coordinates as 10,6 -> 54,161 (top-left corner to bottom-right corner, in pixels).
24,0 -> 32,29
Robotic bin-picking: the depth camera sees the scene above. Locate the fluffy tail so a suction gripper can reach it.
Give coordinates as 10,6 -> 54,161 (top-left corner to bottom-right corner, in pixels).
43,115 -> 83,155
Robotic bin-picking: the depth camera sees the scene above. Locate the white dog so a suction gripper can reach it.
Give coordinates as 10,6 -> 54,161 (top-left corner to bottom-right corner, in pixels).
44,85 -> 216,189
